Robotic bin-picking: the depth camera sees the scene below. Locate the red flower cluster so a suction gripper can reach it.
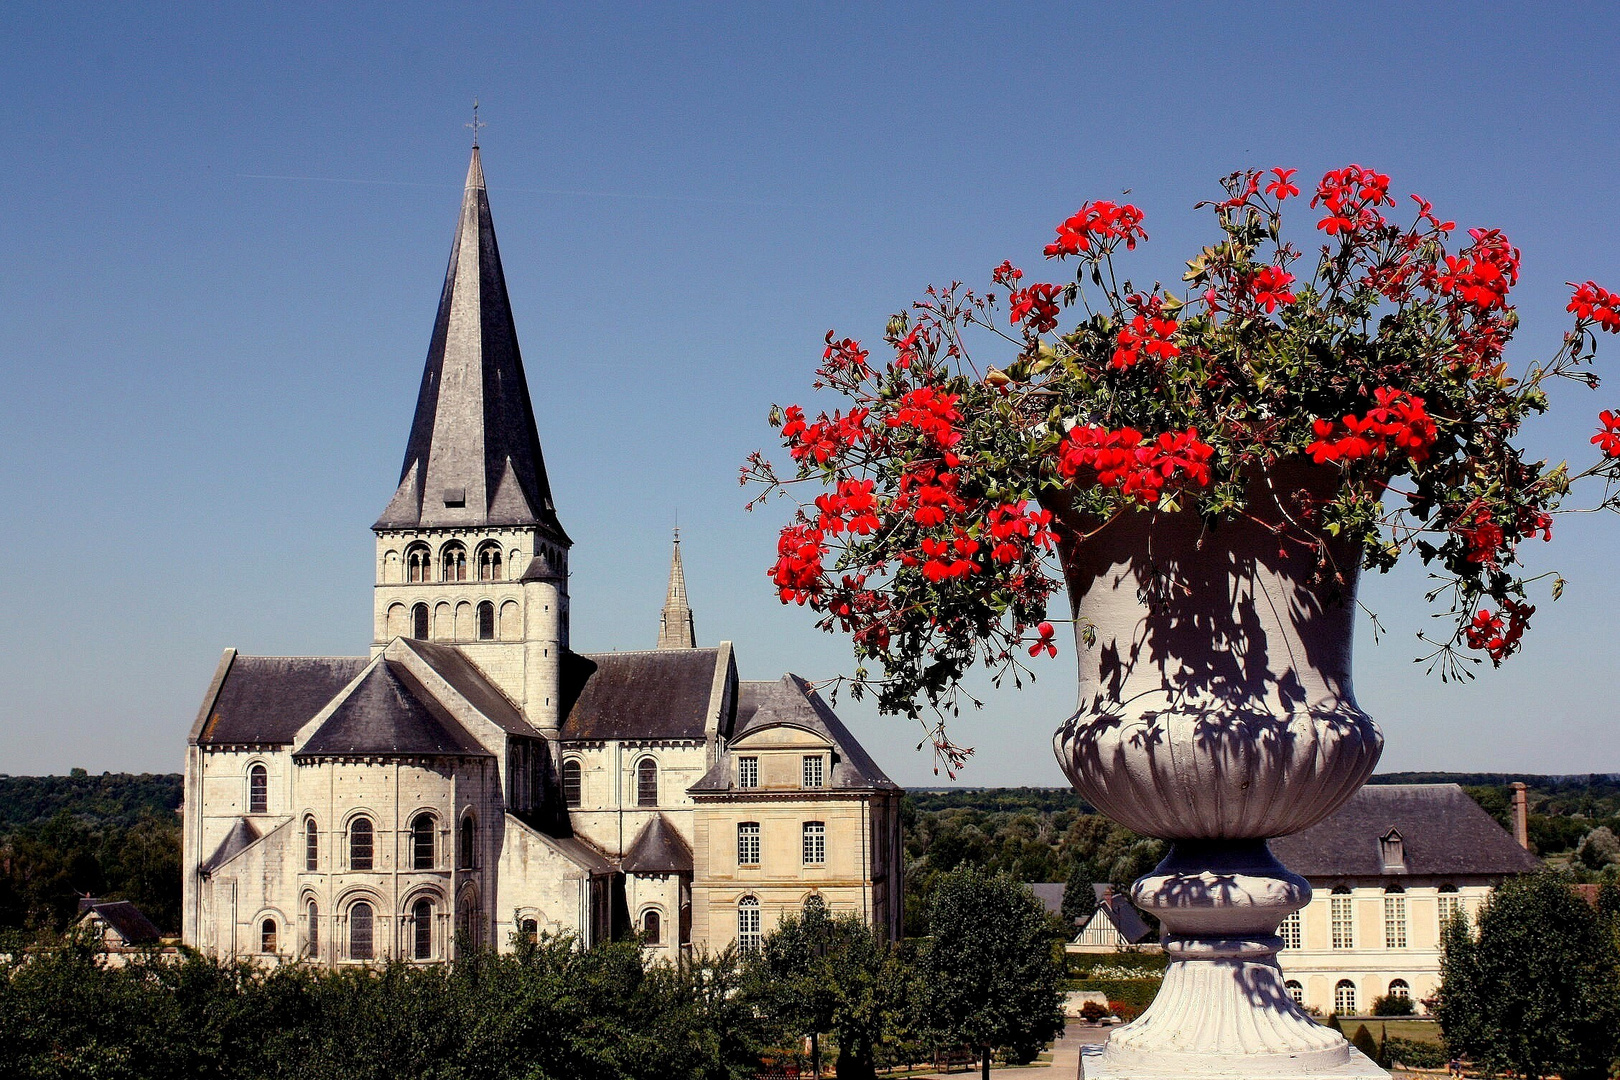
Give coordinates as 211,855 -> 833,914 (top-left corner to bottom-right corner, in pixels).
1306,388 -> 1438,465
919,532 -> 981,583
1029,621 -> 1057,659
772,523 -> 827,605
1112,310 -> 1180,369
1056,425 -> 1215,504
1465,600 -> 1534,663
1455,509 -> 1506,566
896,465 -> 968,528
821,334 -> 871,377
1248,265 -> 1297,313
1312,165 -> 1393,235
1437,229 -> 1520,312
1264,168 -> 1300,201
781,405 -> 871,465
986,500 -> 1055,563
814,478 -> 880,536
1044,201 -> 1147,258
1594,410 -> 1620,457
1010,282 -> 1064,334
991,260 -> 1024,287
1569,281 -> 1620,333
885,387 -> 963,454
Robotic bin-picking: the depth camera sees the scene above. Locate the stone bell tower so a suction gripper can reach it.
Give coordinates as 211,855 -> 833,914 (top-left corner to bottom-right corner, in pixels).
369,145 -> 570,737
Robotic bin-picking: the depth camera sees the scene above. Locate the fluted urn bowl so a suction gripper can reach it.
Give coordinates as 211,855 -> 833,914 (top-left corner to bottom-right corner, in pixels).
1048,465 -> 1387,1077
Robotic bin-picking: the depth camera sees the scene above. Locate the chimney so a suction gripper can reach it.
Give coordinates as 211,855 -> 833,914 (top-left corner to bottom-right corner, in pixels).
1510,781 -> 1530,851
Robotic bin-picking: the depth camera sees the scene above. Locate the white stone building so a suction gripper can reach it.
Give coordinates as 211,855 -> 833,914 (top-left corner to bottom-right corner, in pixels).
181,148 -> 903,966
1271,783 -> 1540,1016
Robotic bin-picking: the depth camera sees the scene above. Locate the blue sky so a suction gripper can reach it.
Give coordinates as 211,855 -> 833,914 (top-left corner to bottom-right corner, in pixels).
2,2 -> 1618,783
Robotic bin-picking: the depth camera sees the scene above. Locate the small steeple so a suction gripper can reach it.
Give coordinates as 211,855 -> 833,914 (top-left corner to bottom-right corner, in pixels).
657,530 -> 697,650
374,146 -> 567,541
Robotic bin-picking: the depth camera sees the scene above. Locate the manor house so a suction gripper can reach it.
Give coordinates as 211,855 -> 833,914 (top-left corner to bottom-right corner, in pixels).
181,148 -> 903,966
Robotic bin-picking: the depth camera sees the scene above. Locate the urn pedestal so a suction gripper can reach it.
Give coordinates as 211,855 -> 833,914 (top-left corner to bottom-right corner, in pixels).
1050,476 -> 1389,1079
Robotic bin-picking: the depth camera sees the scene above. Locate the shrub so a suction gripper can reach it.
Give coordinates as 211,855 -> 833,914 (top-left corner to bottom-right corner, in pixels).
1078,1001 -> 1109,1022
1371,993 -> 1415,1017
1380,1036 -> 1447,1070
1107,1000 -> 1140,1022
1350,1024 -> 1379,1061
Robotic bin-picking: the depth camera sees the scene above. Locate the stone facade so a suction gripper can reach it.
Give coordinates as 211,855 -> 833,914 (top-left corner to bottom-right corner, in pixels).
181,147 -> 901,967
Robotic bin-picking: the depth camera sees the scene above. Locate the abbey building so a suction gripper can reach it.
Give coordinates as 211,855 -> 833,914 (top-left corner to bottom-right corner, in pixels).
181,148 -> 903,965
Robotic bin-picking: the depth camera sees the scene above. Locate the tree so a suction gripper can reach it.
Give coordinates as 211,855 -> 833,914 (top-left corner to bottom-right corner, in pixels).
1060,860 -> 1099,927
1436,872 -> 1620,1080
1576,825 -> 1619,870
919,868 -> 1065,1080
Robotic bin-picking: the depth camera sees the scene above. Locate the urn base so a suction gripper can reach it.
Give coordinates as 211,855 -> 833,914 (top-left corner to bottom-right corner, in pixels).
1081,1043 -> 1387,1080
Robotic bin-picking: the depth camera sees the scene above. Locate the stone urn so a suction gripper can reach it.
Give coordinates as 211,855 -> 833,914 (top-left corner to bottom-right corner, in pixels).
1051,466 -> 1387,1079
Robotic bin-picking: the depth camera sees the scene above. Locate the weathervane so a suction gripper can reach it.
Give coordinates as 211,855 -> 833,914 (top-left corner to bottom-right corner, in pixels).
466,99 -> 486,148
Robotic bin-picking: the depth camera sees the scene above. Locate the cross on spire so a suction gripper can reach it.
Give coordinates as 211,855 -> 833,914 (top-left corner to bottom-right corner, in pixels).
466,99 -> 486,148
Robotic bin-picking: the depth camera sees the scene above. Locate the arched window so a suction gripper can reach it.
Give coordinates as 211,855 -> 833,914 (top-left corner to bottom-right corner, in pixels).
406,544 -> 431,583
477,543 -> 503,581
440,542 -> 467,582
802,821 -> 826,866
261,917 -> 277,954
520,918 -> 539,943
459,816 -> 476,869
457,891 -> 479,949
737,896 -> 761,950
477,600 -> 495,641
305,817 -> 318,871
413,898 -> 433,960
1285,980 -> 1304,1006
412,603 -> 429,640
1334,979 -> 1357,1016
1388,978 -> 1410,1001
306,901 -> 319,959
248,764 -> 267,814
636,759 -> 658,807
562,759 -> 582,807
350,816 -> 374,871
412,813 -> 435,870
642,909 -> 661,945
1383,885 -> 1408,949
350,902 -> 374,961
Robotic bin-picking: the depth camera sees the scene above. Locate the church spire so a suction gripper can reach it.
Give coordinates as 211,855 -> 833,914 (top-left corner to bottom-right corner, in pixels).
657,530 -> 697,649
374,146 -> 567,541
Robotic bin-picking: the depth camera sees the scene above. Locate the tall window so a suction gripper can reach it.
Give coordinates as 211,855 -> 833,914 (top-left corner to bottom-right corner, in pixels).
520,918 -> 538,943
248,764 -> 268,814
802,821 -> 826,866
1278,910 -> 1302,949
306,901 -> 319,959
642,910 -> 661,945
440,543 -> 467,582
1384,888 -> 1408,949
636,759 -> 658,807
457,892 -> 479,949
563,759 -> 582,807
737,897 -> 761,951
459,816 -> 476,869
261,918 -> 277,954
1437,885 -> 1464,931
406,545 -> 431,583
1330,888 -> 1354,949
412,603 -> 429,640
477,601 -> 495,641
477,544 -> 502,581
802,755 -> 824,789
738,756 -> 758,789
305,817 -> 318,871
1285,980 -> 1304,1007
1388,979 -> 1410,1001
413,899 -> 433,960
737,822 -> 761,866
412,813 -> 435,870
349,902 -> 374,961
350,817 -> 374,871
1333,979 -> 1357,1016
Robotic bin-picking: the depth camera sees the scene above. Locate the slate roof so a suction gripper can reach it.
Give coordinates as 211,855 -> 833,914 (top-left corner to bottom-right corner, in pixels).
201,817 -> 262,875
79,900 -> 161,945
196,654 -> 368,745
1029,883 -> 1154,943
559,648 -> 724,741
690,675 -> 898,793
397,638 -> 538,736
374,147 -> 567,540
295,660 -> 489,758
1270,784 -> 1542,878
622,814 -> 694,875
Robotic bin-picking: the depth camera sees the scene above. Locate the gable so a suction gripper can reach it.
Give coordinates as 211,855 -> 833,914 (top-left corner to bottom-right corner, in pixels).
196,654 -> 368,746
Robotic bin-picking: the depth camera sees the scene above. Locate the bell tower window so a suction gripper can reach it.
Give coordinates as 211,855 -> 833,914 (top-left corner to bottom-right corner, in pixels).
477,543 -> 503,581
248,764 -> 268,814
406,544 -> 432,583
440,543 -> 467,582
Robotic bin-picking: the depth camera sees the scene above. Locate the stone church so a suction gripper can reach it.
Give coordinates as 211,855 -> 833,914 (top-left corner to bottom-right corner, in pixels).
181,148 -> 903,966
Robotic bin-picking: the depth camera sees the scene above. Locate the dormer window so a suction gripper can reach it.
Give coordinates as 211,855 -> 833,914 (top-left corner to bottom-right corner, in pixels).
738,756 -> 758,789
1379,828 -> 1406,873
802,755 -> 824,789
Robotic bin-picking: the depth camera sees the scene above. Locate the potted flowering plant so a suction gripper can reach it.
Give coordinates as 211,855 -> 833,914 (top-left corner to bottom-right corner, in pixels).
744,165 -> 1620,1075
